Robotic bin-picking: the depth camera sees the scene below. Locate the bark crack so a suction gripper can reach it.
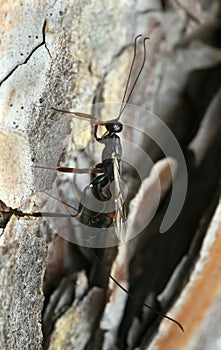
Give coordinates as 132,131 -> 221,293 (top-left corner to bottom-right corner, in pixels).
0,20 -> 51,87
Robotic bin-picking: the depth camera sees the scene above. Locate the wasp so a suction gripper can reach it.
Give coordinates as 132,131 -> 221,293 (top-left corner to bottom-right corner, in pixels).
0,35 -> 184,332
37,34 -> 149,242
1,35 -> 147,241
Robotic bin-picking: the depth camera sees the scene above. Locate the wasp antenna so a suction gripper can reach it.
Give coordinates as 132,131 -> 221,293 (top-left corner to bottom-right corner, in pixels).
117,35 -> 149,120
116,34 -> 142,120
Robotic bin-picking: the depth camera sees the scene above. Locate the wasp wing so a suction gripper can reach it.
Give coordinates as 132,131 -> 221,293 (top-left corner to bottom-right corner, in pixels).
112,157 -> 127,243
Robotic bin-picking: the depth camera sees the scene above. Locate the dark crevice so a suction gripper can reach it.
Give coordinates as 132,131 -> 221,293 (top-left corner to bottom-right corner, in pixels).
0,19 -> 51,87
161,0 -> 168,11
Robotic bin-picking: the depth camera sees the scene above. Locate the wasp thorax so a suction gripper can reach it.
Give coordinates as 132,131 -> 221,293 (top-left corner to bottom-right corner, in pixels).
105,120 -> 123,133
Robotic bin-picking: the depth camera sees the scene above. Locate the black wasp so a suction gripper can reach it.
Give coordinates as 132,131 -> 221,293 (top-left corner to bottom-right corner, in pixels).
37,34 -> 149,243
0,35 -> 184,332
1,34 -> 148,239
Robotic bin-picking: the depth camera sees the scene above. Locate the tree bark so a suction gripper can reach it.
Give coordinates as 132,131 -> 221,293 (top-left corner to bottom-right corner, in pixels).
0,1 -> 221,349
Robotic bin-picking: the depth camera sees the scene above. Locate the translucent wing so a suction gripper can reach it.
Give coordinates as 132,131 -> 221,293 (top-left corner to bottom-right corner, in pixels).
112,157 -> 127,243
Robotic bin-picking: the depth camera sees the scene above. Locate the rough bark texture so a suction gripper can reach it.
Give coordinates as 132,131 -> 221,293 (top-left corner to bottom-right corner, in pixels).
0,1 -> 221,350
